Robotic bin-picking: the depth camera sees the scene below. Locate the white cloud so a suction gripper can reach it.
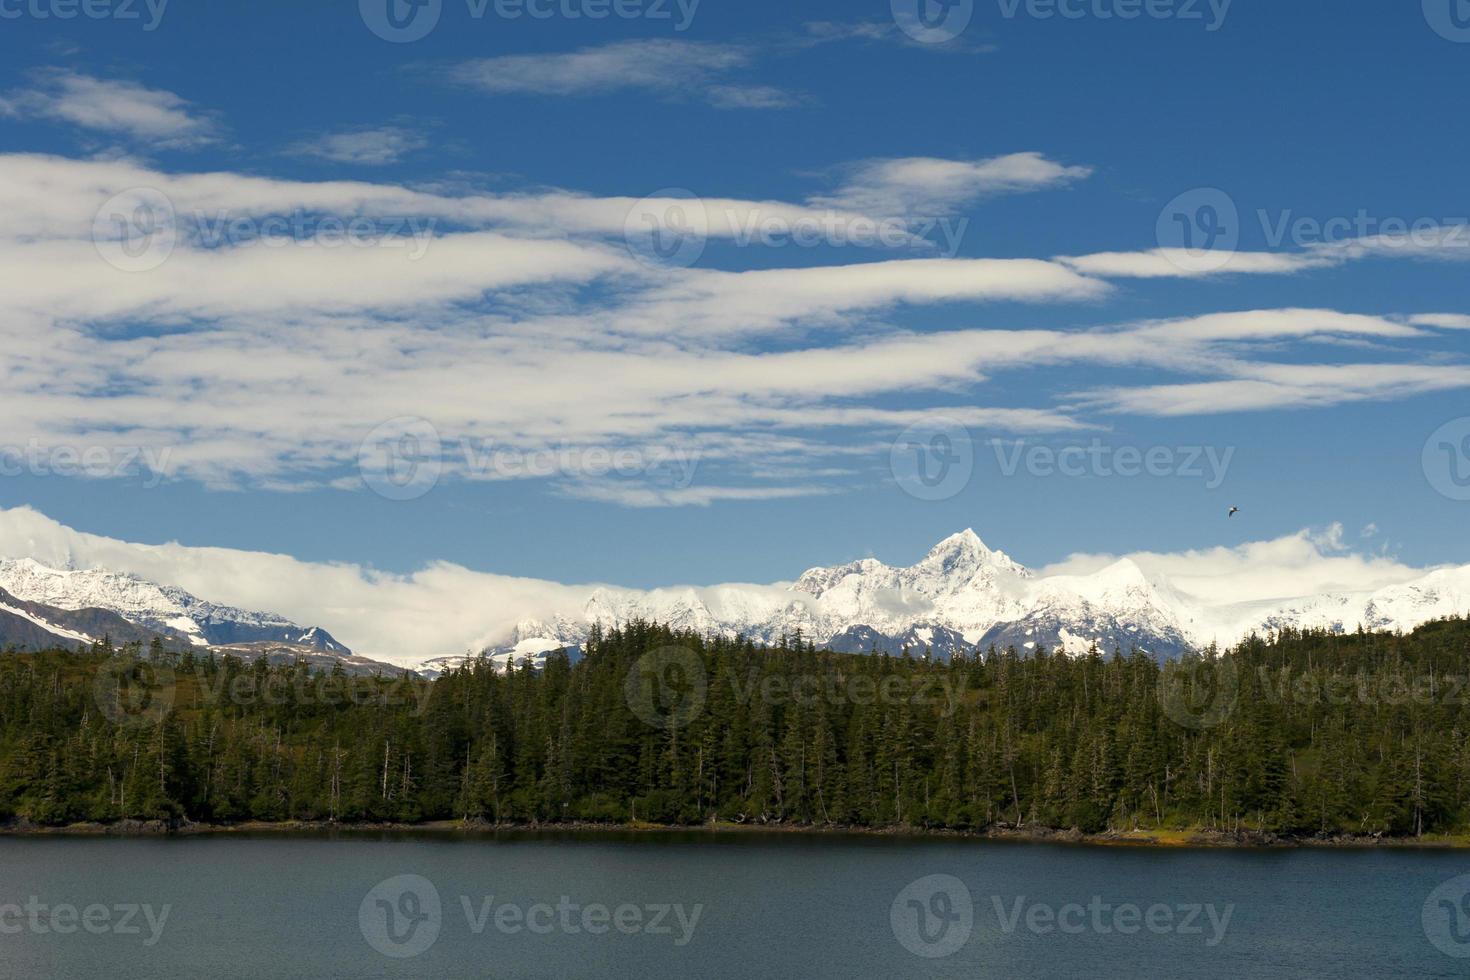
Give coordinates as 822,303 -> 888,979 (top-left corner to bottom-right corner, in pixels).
1059,248 -> 1332,279
287,126 -> 427,165
704,85 -> 802,109
1039,523 -> 1436,646
446,40 -> 796,110
1412,313 -> 1470,330
1077,362 -> 1470,416
802,21 -> 898,43
800,19 -> 997,53
815,152 -> 1092,218
4,151 -> 1468,500
559,483 -> 839,508
1062,225 -> 1470,281
0,71 -> 220,148
0,505 -> 595,667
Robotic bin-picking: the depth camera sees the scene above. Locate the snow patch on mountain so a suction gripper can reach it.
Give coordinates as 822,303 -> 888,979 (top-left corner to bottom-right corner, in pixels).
0,598 -> 95,644
0,558 -> 350,653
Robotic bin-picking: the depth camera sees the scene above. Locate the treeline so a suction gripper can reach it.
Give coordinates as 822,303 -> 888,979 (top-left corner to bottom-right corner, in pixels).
4,618 -> 1470,837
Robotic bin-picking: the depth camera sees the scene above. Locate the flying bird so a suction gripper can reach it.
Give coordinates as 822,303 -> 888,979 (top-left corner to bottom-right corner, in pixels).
1228,507 -> 1239,518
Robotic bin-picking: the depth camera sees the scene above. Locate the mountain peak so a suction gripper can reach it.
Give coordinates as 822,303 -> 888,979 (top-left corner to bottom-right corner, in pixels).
918,528 -> 1030,581
926,528 -> 989,559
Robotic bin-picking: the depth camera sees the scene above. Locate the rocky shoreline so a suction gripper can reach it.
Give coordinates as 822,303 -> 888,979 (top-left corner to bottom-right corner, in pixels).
3,817 -> 1466,849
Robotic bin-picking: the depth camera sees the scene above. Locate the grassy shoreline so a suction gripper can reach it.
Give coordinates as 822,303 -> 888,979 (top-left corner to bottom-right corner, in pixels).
6,818 -> 1470,849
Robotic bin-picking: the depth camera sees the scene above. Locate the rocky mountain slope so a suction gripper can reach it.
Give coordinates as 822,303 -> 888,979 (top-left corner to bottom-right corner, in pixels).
0,558 -> 350,653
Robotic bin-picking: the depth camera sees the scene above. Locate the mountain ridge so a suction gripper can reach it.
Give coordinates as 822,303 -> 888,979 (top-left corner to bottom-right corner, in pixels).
0,558 -> 351,656
454,529 -> 1470,669
7,531 -> 1470,674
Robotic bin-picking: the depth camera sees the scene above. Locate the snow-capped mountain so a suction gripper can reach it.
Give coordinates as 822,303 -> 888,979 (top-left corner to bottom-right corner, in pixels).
444,529 -> 1470,667
447,530 -> 1188,664
0,558 -> 350,654
0,585 -> 163,649
8,529 -> 1470,672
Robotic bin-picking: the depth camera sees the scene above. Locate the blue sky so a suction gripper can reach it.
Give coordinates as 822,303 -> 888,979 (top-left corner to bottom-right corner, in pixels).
1,0 -> 1468,588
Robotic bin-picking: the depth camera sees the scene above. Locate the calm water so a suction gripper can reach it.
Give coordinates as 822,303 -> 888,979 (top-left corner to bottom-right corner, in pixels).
1,831 -> 1468,978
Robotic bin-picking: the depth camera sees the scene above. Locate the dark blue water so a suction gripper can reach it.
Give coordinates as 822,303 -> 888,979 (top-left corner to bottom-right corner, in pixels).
1,831 -> 1468,978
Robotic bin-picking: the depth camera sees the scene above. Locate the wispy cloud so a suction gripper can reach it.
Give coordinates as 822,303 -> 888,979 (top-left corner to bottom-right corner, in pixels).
1410,313 -> 1470,330
0,70 -> 220,149
813,152 -> 1092,218
1061,225 -> 1470,280
799,20 -> 997,53
286,125 -> 427,166
445,40 -> 799,110
559,482 -> 839,508
4,150 -> 1469,503
705,85 -> 802,109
